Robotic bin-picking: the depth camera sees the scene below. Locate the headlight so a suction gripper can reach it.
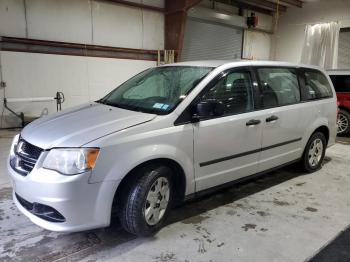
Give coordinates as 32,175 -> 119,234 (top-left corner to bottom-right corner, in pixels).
10,134 -> 20,159
43,148 -> 100,175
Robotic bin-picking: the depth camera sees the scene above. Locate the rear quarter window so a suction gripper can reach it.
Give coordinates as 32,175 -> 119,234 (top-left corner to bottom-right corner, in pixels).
329,75 -> 350,93
257,67 -> 301,108
304,70 -> 333,100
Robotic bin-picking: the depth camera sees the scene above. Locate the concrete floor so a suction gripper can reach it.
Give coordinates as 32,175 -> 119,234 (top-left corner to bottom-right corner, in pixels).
1,130 -> 350,262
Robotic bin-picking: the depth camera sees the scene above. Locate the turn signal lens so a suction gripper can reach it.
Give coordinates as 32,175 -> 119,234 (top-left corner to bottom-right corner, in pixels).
86,149 -> 100,169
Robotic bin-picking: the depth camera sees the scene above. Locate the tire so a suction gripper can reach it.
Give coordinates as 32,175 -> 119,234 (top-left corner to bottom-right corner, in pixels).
300,132 -> 327,173
337,109 -> 350,135
119,165 -> 173,236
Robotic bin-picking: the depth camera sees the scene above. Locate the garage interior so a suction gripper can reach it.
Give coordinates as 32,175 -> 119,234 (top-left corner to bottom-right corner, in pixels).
1,0 -> 350,261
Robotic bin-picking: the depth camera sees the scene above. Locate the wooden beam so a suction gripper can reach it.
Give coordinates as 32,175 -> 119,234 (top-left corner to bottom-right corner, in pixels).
164,11 -> 187,51
0,37 -> 160,61
164,0 -> 202,60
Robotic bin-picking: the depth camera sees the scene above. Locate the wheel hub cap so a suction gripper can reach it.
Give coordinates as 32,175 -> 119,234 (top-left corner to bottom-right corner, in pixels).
144,177 -> 170,226
308,138 -> 323,167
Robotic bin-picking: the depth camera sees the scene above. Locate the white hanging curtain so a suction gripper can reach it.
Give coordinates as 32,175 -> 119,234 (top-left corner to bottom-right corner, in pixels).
300,22 -> 340,69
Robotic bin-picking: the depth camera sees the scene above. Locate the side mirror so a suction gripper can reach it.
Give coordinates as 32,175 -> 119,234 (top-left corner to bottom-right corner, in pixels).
192,99 -> 225,121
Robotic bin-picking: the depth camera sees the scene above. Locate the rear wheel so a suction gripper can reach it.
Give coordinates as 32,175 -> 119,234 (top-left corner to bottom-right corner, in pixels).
337,109 -> 350,135
300,132 -> 326,173
119,165 -> 173,236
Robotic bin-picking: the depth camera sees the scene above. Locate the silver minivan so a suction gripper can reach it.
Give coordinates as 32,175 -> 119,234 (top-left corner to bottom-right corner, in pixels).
8,61 -> 337,236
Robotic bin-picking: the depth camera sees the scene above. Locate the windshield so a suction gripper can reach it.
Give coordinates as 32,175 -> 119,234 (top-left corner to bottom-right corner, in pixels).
99,66 -> 213,114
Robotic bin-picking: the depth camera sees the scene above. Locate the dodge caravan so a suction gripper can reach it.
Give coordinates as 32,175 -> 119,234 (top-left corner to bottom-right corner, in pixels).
8,61 -> 337,236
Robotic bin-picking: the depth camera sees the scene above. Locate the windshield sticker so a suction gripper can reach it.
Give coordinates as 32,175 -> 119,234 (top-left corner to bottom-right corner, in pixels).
161,104 -> 169,110
153,103 -> 164,109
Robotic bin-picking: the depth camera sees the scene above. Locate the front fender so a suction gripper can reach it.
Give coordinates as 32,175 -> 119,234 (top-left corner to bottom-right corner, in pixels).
88,124 -> 195,196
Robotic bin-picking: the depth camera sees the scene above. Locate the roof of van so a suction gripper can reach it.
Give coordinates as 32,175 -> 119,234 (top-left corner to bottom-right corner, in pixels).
165,60 -> 323,70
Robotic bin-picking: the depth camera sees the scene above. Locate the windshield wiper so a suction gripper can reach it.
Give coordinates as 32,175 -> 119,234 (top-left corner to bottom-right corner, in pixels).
99,100 -> 144,112
97,99 -> 164,115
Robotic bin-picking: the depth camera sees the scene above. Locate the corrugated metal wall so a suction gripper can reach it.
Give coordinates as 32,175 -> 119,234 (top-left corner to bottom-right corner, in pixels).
181,18 -> 243,61
339,30 -> 350,69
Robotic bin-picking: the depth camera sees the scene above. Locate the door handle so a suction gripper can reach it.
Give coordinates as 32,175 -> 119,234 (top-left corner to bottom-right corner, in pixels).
246,119 -> 261,126
266,115 -> 279,122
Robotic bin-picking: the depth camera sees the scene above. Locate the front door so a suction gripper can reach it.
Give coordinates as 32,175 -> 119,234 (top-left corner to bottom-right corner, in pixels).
193,68 -> 263,192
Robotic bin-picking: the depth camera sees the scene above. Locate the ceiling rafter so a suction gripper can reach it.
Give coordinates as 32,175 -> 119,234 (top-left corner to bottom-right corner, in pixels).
278,0 -> 302,8
233,0 -> 287,12
214,0 -> 274,15
98,0 -> 164,12
265,0 -> 302,8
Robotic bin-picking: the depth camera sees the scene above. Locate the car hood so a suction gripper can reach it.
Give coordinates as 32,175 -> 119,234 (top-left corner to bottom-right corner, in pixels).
21,103 -> 156,149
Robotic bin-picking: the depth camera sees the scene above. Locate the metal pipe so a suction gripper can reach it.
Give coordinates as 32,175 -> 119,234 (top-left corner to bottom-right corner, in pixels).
5,97 -> 55,103
3,98 -> 24,127
2,92 -> 65,128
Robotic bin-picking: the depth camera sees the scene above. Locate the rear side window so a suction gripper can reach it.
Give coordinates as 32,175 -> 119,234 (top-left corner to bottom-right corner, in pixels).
257,68 -> 301,108
304,70 -> 333,99
329,75 -> 350,92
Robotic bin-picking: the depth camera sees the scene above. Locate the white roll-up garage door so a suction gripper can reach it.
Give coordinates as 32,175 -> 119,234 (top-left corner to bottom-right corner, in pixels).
338,29 -> 350,69
181,18 -> 243,62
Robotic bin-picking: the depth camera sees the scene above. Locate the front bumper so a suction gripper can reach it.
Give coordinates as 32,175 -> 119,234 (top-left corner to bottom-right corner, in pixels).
8,158 -> 120,232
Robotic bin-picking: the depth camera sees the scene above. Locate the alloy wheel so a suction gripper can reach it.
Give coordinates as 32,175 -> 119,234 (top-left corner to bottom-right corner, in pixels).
144,176 -> 170,226
308,138 -> 323,167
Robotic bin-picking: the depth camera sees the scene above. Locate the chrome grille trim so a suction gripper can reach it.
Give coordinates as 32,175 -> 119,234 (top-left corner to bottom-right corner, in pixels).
10,138 -> 43,176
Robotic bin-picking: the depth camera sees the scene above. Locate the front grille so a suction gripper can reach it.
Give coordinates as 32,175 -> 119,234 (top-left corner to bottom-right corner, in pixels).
18,139 -> 43,159
10,138 -> 43,176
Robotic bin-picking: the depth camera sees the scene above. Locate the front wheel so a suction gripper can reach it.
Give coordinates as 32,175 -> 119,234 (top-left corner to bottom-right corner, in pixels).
119,165 -> 173,236
300,132 -> 327,173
